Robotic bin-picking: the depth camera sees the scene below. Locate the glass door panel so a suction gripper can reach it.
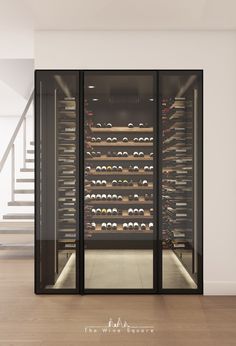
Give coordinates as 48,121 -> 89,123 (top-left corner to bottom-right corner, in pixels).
84,71 -> 157,290
159,71 -> 202,290
35,71 -> 78,292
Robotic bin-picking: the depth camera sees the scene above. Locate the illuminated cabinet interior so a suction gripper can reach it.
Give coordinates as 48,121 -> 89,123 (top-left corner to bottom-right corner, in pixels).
35,70 -> 203,294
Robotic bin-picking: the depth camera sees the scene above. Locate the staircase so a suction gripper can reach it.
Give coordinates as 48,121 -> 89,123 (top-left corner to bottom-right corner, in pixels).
2,141 -> 34,222
0,93 -> 34,249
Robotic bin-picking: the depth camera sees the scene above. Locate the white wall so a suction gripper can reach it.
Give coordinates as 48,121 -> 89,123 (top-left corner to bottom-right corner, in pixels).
0,59 -> 34,100
0,79 -> 30,116
35,30 -> 236,295
0,30 -> 33,59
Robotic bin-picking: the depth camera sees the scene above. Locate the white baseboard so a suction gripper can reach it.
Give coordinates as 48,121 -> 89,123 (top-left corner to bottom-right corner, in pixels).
204,281 -> 236,295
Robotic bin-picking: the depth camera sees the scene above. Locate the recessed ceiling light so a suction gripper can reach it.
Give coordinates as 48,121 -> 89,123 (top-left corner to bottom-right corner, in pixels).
88,85 -> 95,89
149,98 -> 154,102
92,98 -> 99,101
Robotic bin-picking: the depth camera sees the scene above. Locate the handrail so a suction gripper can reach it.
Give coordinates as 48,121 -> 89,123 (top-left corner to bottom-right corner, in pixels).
0,91 -> 34,173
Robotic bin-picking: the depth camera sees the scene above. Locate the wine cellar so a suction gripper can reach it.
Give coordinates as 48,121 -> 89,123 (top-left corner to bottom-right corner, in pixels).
35,70 -> 203,294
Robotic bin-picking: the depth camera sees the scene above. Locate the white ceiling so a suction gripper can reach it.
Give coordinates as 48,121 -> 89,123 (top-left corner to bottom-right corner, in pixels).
1,0 -> 236,31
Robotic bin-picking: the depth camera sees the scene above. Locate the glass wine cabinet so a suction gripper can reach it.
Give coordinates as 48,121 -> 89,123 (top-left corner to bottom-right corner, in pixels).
35,70 -> 203,294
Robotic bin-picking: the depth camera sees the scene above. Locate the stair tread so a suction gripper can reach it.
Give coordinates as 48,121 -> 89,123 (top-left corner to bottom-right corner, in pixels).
0,221 -> 33,225
3,213 -> 34,216
25,159 -> 34,162
0,221 -> 33,228
0,229 -> 33,234
20,168 -> 34,172
0,243 -> 33,249
8,201 -> 34,206
3,213 -> 34,220
16,178 -> 34,182
14,189 -> 34,193
27,150 -> 34,154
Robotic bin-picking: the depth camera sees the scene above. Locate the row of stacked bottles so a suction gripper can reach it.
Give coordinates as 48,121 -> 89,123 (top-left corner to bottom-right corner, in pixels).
57,96 -> 77,252
161,97 -> 193,253
84,104 -> 155,240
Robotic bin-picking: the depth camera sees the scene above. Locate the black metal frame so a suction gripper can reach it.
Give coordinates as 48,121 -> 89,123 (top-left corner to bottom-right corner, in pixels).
34,69 -> 203,295
34,70 -> 39,294
78,71 -> 85,294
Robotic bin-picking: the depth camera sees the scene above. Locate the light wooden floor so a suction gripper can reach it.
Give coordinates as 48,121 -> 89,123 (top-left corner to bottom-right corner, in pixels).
0,250 -> 236,346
